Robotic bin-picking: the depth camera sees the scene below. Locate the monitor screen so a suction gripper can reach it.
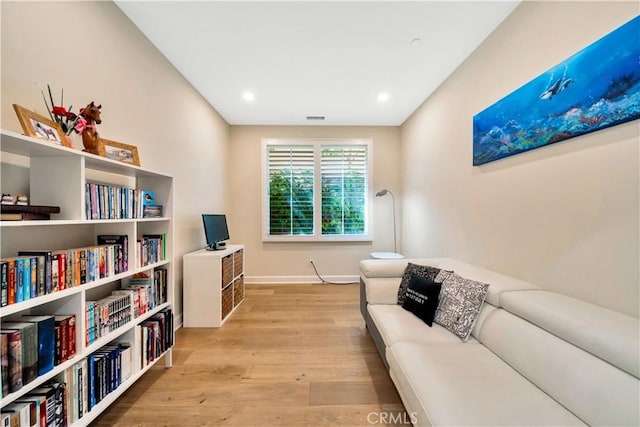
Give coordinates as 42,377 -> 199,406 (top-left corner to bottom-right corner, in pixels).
202,214 -> 230,250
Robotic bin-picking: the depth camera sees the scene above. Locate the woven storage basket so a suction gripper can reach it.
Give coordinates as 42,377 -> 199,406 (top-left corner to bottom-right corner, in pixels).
233,249 -> 243,276
222,285 -> 233,318
221,254 -> 233,287
233,276 -> 244,307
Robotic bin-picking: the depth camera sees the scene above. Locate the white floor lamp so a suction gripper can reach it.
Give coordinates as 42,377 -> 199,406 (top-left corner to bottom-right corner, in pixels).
370,189 -> 404,259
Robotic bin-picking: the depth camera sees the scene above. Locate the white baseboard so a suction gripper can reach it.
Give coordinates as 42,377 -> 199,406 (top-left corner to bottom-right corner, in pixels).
245,275 -> 360,284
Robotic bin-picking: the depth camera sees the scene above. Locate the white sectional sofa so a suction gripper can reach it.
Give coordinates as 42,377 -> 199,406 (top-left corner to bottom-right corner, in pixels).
359,257 -> 640,427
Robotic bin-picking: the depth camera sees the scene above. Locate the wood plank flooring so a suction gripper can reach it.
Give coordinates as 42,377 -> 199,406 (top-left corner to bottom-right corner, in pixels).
91,284 -> 407,426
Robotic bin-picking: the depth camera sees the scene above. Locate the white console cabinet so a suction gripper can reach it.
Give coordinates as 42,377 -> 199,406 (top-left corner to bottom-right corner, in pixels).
183,245 -> 244,327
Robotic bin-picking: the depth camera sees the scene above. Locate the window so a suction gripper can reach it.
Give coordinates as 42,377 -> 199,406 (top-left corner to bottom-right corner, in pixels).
262,139 -> 372,242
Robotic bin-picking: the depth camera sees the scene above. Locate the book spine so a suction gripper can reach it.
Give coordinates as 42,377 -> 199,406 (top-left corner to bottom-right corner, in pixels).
65,250 -> 72,290
7,260 -> 16,305
1,333 -> 8,396
29,257 -> 37,299
88,355 -> 95,409
67,315 -> 76,359
36,318 -> 55,376
36,254 -> 46,297
22,259 -> 31,301
55,319 -> 68,363
54,325 -> 61,366
51,254 -> 59,293
58,252 -> 66,291
74,251 -> 81,287
15,258 -> 24,303
1,261 -> 7,307
23,325 -> 38,385
5,330 -> 23,392
80,250 -> 87,285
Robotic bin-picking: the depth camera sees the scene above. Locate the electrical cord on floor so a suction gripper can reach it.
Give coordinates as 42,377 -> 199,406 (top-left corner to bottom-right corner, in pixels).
310,260 -> 359,285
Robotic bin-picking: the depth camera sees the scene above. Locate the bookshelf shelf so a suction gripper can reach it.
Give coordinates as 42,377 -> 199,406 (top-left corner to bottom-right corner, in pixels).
0,286 -> 83,317
0,130 -> 174,426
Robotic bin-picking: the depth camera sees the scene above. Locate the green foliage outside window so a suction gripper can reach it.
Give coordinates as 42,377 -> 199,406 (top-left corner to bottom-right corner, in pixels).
267,143 -> 368,238
269,169 -> 314,235
321,173 -> 366,235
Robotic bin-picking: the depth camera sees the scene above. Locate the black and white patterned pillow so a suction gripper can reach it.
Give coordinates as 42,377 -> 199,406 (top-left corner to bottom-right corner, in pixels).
397,263 -> 451,305
434,273 -> 489,341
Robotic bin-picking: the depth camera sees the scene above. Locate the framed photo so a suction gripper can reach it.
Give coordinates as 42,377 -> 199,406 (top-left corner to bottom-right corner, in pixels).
143,204 -> 163,218
13,104 -> 71,147
97,138 -> 141,166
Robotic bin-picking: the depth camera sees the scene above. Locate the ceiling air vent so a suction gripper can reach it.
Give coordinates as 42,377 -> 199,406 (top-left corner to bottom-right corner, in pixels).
306,116 -> 325,121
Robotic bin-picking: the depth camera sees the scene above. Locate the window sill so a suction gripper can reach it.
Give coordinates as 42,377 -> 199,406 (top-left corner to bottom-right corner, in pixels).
262,234 -> 372,243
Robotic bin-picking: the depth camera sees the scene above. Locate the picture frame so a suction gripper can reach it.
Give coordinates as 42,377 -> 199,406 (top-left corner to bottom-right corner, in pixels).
13,104 -> 71,147
143,204 -> 163,218
97,138 -> 141,166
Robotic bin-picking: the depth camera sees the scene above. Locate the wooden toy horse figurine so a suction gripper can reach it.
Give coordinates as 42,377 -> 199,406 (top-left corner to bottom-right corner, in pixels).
78,102 -> 102,154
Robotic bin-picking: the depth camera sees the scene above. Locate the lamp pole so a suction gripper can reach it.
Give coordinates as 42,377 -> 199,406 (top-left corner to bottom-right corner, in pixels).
375,189 -> 397,254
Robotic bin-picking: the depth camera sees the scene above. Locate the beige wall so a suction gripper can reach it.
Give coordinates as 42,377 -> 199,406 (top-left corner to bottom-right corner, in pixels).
1,1 -> 230,323
401,1 -> 639,316
229,125 -> 401,282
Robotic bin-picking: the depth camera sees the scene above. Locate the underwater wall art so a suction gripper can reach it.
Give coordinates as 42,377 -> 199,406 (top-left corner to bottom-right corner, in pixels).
473,15 -> 640,166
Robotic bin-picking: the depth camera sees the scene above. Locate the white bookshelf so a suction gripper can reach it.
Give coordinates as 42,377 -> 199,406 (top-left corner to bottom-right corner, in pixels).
0,130 -> 174,425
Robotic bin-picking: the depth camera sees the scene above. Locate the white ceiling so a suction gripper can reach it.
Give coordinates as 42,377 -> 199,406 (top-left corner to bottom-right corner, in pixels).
115,1 -> 520,126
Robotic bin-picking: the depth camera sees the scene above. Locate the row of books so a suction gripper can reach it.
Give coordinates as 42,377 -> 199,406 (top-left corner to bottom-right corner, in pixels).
84,269 -> 168,347
86,293 -> 132,347
0,314 -> 76,397
85,183 -> 156,220
137,234 -> 167,268
139,308 -> 174,367
0,235 -> 128,308
1,379 -> 65,427
127,269 -> 168,317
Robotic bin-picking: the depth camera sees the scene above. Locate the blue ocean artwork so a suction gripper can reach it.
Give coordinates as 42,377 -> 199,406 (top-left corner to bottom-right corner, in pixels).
473,16 -> 640,166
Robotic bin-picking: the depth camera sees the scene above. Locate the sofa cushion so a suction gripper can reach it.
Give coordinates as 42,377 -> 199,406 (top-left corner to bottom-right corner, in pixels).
500,290 -> 640,378
398,263 -> 444,305
368,305 -> 478,348
387,341 -> 585,427
438,259 -> 539,307
434,272 -> 489,341
401,276 -> 442,326
478,308 -> 640,427
363,277 -> 402,305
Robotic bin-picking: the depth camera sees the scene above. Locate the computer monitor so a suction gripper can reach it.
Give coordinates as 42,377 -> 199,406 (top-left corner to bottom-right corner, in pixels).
202,214 -> 230,251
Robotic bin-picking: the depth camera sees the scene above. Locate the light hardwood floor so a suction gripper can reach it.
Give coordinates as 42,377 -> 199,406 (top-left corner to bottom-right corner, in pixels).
91,284 -> 408,426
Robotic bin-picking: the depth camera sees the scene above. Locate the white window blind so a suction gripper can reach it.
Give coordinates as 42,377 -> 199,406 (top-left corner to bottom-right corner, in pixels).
263,139 -> 372,242
267,145 -> 314,236
321,146 -> 368,235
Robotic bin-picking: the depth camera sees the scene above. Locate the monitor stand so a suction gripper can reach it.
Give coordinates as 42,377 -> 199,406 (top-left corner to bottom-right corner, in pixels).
206,242 -> 227,251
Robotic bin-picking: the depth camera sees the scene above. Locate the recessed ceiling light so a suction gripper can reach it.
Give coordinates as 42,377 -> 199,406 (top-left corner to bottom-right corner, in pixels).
242,91 -> 255,102
377,92 -> 389,103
